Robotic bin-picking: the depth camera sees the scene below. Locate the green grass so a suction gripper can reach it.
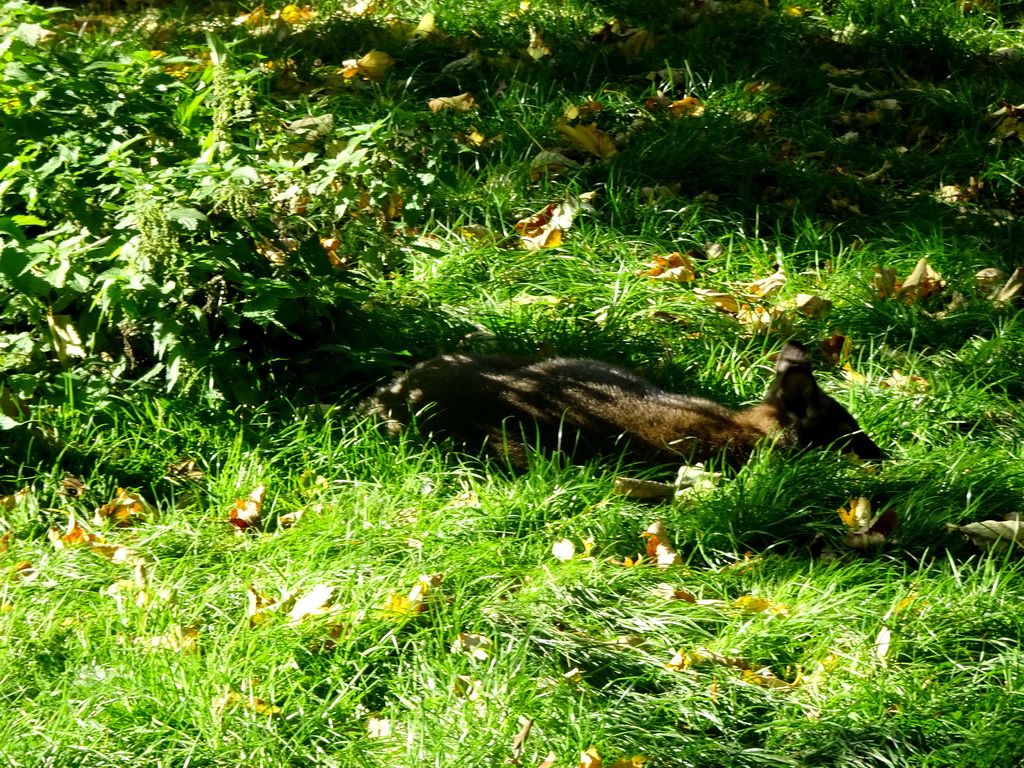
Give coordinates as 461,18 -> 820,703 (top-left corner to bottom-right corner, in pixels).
4,0 -> 1024,766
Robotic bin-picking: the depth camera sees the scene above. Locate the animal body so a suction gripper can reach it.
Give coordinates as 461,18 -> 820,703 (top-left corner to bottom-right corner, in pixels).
368,341 -> 884,469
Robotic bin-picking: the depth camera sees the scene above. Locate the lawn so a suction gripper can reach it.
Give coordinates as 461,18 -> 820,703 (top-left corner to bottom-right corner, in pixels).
2,0 -> 1024,766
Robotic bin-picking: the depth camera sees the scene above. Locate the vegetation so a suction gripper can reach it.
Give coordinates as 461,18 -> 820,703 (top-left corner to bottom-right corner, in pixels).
2,0 -> 1024,765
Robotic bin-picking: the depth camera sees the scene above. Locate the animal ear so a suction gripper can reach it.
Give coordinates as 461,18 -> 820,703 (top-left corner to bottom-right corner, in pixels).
775,341 -> 811,375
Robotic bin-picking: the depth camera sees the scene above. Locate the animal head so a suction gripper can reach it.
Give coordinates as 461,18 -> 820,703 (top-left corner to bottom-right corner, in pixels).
769,341 -> 885,461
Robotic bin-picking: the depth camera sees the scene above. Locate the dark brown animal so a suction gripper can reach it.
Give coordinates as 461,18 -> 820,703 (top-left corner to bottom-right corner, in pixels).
368,341 -> 884,468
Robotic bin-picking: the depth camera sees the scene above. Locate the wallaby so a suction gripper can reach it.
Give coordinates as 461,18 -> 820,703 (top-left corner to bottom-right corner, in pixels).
367,341 -> 884,469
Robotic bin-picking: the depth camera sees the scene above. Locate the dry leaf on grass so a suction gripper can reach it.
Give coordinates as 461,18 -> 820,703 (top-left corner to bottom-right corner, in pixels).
428,92 -> 478,113
643,520 -> 682,567
48,511 -> 103,548
946,519 -> 1024,554
839,497 -> 897,549
229,483 -> 265,534
515,192 -> 595,249
635,252 -> 696,281
93,488 -> 157,527
880,370 -> 929,392
747,265 -> 787,298
382,574 -> 443,617
555,119 -> 618,159
340,49 -> 394,81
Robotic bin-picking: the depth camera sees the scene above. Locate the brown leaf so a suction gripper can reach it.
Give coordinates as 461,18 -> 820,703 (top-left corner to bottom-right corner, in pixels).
820,333 -> 850,365
693,289 -> 741,314
642,519 -> 682,567
654,583 -> 696,602
899,258 -> 945,302
229,483 -> 265,534
747,265 -> 787,298
48,511 -> 103,548
946,520 -> 1024,554
635,251 -> 696,281
555,120 -> 619,159
429,92 -> 478,113
93,488 -> 157,527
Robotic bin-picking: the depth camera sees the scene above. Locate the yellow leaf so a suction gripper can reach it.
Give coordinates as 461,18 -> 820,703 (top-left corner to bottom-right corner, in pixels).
556,120 -> 619,158
428,92 -> 478,113
693,289 -> 741,314
838,497 -> 872,530
734,595 -> 790,616
279,4 -> 315,24
358,49 -> 394,81
747,265 -> 787,297
580,745 -> 603,768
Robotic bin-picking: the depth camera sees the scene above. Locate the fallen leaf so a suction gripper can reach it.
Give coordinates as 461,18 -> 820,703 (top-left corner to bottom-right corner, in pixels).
527,25 -> 551,59
213,684 -> 281,715
93,488 -> 157,527
555,120 -> 619,159
946,520 -> 1024,554
643,520 -> 681,567
988,101 -> 1024,143
429,92 -> 478,113
871,266 -> 900,299
874,625 -> 892,663
839,497 -> 897,549
733,595 -> 790,617
48,511 -> 103,548
280,4 -> 315,24
229,483 -> 265,534
367,716 -> 392,739
654,583 -> 696,602
515,192 -> 595,249
580,745 -> 603,768
794,293 -> 832,317
747,265 -> 787,297
820,333 -> 850,365
899,258 -> 945,302
288,583 -> 340,623
880,369 -> 929,392
132,626 -> 199,654
992,267 -> 1024,306
613,476 -> 675,500
89,542 -> 151,566
341,49 -> 394,81
693,289 -> 741,314
635,252 -> 695,281
382,574 -> 442,617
